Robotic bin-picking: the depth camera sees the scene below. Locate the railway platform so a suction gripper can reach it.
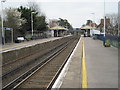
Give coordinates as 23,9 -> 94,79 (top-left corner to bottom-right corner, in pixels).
0,35 -> 70,53
53,37 -> 118,88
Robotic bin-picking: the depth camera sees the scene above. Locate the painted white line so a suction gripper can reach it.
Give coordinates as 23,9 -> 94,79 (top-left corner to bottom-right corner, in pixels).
52,37 -> 82,88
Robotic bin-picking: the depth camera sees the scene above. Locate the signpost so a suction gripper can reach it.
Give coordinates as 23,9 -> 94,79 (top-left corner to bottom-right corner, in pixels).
4,27 -> 13,43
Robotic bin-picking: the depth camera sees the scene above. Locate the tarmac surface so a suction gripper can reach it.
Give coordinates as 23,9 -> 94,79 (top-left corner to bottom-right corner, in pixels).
53,37 -> 118,88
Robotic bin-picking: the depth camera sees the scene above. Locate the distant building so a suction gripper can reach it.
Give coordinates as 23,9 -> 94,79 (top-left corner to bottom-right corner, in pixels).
73,28 -> 80,30
97,18 -> 112,34
91,23 -> 97,28
81,25 -> 92,37
86,20 -> 97,28
46,26 -> 68,37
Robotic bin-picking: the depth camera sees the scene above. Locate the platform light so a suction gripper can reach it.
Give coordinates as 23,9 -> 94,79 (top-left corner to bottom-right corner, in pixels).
31,12 -> 35,37
1,0 -> 6,45
104,0 -> 106,37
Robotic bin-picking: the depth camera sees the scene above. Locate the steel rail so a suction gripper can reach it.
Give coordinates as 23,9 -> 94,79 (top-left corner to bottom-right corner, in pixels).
2,38 -> 73,90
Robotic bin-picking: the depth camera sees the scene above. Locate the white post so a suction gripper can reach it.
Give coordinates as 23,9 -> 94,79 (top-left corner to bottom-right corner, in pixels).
90,20 -> 91,29
1,0 -> 6,45
118,2 -> 120,37
118,17 -> 119,37
118,2 -> 119,37
93,13 -> 95,28
91,13 -> 95,29
11,28 -> 13,43
104,0 -> 106,37
31,12 -> 33,37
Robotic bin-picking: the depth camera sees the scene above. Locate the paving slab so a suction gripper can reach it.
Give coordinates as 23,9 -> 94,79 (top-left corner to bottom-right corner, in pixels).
59,38 -> 82,88
84,37 -> 118,88
53,37 -> 118,89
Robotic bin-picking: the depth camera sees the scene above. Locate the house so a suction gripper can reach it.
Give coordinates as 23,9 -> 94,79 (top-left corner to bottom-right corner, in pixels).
97,18 -> 112,34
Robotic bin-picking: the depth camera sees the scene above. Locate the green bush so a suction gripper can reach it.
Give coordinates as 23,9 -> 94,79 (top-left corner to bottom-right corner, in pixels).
93,36 -> 97,40
105,39 -> 111,47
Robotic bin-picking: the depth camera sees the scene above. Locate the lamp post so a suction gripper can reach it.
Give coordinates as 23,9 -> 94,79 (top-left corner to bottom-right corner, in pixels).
118,16 -> 119,37
104,0 -> 106,37
118,2 -> 120,37
103,0 -> 106,46
1,0 -> 6,45
91,13 -> 95,29
31,12 -> 35,37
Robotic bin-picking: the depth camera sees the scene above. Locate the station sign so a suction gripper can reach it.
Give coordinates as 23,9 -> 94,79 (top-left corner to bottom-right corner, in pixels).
4,27 -> 13,31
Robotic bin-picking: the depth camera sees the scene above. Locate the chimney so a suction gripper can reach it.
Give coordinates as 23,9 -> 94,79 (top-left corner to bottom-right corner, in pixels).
101,19 -> 104,25
100,18 -> 110,25
106,18 -> 110,24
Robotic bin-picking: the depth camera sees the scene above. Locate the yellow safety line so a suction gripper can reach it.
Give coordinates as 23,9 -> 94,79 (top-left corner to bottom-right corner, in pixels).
82,39 -> 88,88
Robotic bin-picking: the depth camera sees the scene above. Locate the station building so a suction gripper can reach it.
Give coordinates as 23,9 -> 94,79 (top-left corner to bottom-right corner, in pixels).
46,26 -> 68,37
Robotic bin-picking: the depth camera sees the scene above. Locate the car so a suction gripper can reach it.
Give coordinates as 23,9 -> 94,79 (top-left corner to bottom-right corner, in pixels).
15,37 -> 25,43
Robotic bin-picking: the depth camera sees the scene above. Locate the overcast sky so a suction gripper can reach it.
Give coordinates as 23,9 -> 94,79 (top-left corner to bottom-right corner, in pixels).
1,0 -> 119,28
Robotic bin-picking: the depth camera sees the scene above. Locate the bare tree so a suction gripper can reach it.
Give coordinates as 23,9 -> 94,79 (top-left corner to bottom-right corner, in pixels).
5,8 -> 26,29
106,13 -> 118,36
106,13 -> 118,27
28,2 -> 41,15
49,19 -> 58,28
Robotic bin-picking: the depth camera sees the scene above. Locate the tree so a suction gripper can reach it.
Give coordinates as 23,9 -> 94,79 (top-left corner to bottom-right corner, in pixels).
49,19 -> 58,28
106,13 -> 118,36
86,20 -> 92,26
28,2 -> 41,15
35,15 -> 48,31
4,8 -> 25,41
18,6 -> 48,36
106,13 -> 118,27
17,6 -> 35,34
57,18 -> 73,30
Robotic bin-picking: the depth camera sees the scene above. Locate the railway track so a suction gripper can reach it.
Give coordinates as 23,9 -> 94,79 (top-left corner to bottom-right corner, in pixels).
2,36 -> 71,75
2,36 -> 80,90
2,37 -> 73,87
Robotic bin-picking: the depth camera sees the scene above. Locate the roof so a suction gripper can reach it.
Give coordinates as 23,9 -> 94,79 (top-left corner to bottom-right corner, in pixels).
81,25 -> 92,29
97,18 -> 112,28
50,26 -> 68,30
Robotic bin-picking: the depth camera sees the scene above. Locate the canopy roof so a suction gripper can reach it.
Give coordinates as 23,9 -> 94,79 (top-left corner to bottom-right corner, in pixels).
50,26 -> 68,30
81,25 -> 92,30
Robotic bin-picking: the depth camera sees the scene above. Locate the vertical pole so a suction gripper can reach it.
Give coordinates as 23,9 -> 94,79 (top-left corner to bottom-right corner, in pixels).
118,2 -> 119,37
90,20 -> 91,29
104,0 -> 106,37
118,17 -> 119,37
57,30 -> 58,37
1,1 -> 5,45
11,29 -> 13,43
91,13 -> 94,28
31,12 -> 33,37
93,13 -> 95,29
93,13 -> 95,28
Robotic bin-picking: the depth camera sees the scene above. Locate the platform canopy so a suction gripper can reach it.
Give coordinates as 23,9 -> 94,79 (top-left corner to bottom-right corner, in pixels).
50,26 -> 68,31
81,25 -> 92,30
